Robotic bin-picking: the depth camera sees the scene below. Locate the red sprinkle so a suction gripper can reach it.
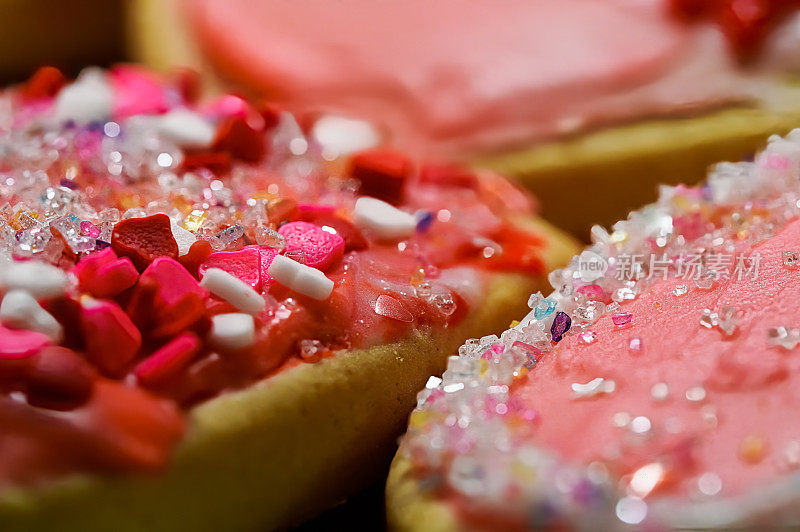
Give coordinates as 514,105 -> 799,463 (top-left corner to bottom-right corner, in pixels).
111,213 -> 179,271
612,311 -> 634,327
26,346 -> 95,410
278,221 -> 345,271
75,249 -> 139,299
212,116 -> 265,163
80,300 -> 142,377
349,149 -> 411,205
22,66 -> 66,100
134,333 -> 202,387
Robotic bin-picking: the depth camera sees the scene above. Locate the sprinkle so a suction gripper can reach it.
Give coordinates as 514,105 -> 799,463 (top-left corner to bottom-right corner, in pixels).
170,220 -> 197,257
579,330 -> 597,344
0,290 -> 63,341
694,272 -> 716,290
54,69 -> 113,124
572,377 -> 615,399
615,496 -> 647,525
550,311 -> 571,342
767,326 -> 800,349
650,382 -> 669,401
200,267 -> 266,313
697,472 -> 723,496
685,386 -> 707,403
79,299 -> 142,376
134,332 -> 202,386
267,254 -> 335,301
533,297 -> 556,320
612,411 -> 632,427
278,221 -> 345,271
782,250 -> 799,268
156,109 -> 215,149
432,293 -> 457,316
612,311 -> 633,326
352,196 -> 416,240
111,213 -> 179,270
673,284 -> 688,296
0,324 -> 51,360
199,248 -> 262,290
739,434 -> 768,464
0,261 -> 69,299
209,313 -> 255,350
254,226 -> 286,251
630,416 -> 652,434
312,115 -> 381,156
628,337 -> 643,353
299,339 -> 326,360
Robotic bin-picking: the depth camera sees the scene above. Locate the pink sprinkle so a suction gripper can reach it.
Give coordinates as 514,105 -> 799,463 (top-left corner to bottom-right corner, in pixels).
245,245 -> 278,287
134,332 -> 202,386
576,284 -> 604,300
111,65 -> 169,119
0,325 -> 51,360
80,220 -> 101,238
374,294 -> 413,323
199,248 -> 262,290
80,300 -> 141,376
491,342 -> 504,355
141,256 -> 209,307
612,311 -> 633,326
278,221 -> 345,271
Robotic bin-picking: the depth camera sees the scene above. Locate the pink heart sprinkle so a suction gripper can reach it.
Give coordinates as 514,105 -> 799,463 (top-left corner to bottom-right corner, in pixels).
576,284 -> 604,300
0,325 -> 51,360
199,248 -> 262,290
278,221 -> 345,271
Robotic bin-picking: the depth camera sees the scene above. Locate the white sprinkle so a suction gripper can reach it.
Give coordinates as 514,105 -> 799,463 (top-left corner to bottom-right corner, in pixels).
312,115 -> 381,156
616,496 -> 647,525
651,382 -> 669,401
0,261 -> 68,299
630,416 -> 652,434
686,386 -> 707,403
0,290 -> 63,341
54,69 -> 113,124
267,254 -> 334,300
156,109 -> 216,149
200,268 -> 266,314
571,377 -> 615,399
353,197 -> 417,240
697,472 -> 722,496
673,284 -> 688,296
170,220 -> 197,257
209,313 -> 255,349
612,411 -> 632,428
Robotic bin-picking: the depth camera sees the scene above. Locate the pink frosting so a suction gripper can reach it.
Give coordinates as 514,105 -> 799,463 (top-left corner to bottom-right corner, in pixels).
513,217 -> 800,497
184,0 -> 783,154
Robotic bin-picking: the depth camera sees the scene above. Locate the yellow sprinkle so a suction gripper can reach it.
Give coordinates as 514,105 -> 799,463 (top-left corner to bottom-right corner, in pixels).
509,320 -> 520,328
739,434 -> 768,464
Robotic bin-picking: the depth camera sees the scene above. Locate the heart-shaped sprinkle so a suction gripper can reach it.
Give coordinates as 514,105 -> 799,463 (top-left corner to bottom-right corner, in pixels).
199,248 -> 262,290
278,221 -> 345,271
111,214 -> 179,271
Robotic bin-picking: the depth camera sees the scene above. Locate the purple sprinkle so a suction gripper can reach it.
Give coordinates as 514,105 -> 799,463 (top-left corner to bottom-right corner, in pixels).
551,311 -> 571,343
415,210 -> 434,232
59,179 -> 79,190
94,240 -> 111,250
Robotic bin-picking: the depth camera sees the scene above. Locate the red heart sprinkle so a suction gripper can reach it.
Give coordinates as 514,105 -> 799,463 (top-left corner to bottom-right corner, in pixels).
349,149 -> 411,205
111,214 -> 179,271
